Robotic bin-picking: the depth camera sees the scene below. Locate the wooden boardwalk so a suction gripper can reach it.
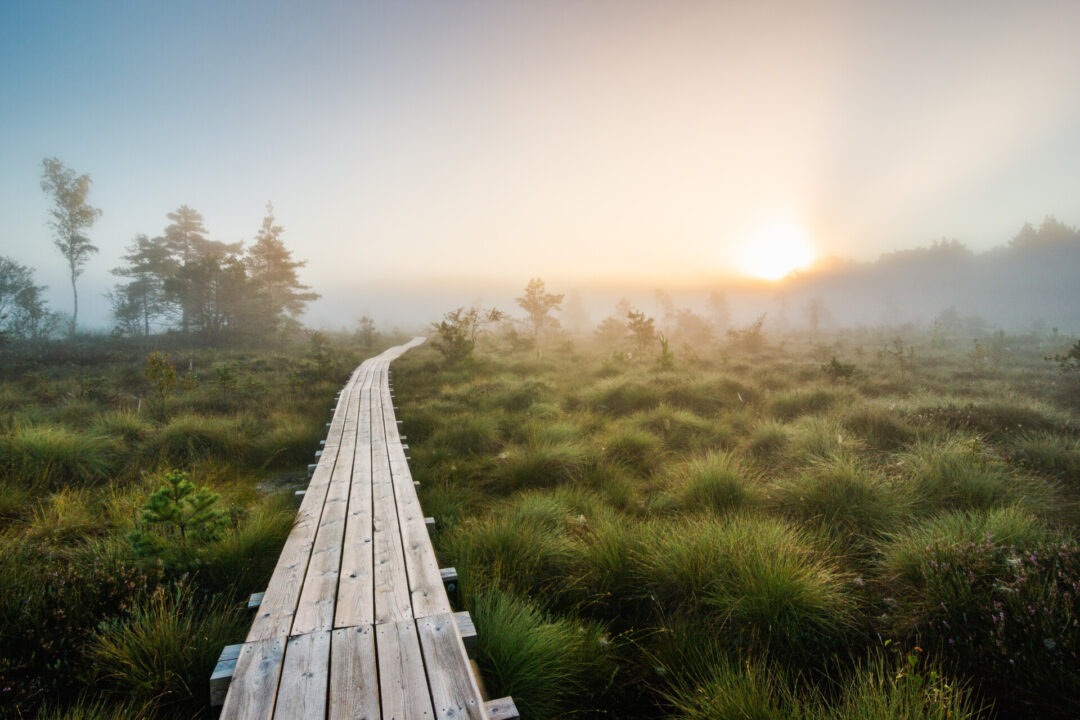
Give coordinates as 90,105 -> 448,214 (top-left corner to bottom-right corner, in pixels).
215,339 -> 515,719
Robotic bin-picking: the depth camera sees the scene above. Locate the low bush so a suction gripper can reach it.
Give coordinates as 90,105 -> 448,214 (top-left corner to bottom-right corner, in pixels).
878,513 -> 1080,717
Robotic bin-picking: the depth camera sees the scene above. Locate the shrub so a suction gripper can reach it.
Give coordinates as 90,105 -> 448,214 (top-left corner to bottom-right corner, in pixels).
0,535 -> 155,715
878,514 -> 1080,717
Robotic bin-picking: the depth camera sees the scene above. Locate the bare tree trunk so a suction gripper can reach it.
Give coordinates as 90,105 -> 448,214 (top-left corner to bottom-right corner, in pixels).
69,263 -> 78,336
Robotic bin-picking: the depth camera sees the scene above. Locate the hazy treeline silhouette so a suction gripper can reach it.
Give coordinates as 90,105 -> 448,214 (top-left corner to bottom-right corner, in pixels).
779,216 -> 1080,333
109,204 -> 318,343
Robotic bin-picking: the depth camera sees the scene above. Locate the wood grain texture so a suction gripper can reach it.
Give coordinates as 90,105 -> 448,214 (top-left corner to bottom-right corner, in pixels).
274,631 -> 331,719
371,383 -> 413,625
292,382 -> 360,636
417,614 -> 488,720
377,620 -> 435,720
330,625 -> 380,720
218,639 -> 284,720
336,377 -> 377,628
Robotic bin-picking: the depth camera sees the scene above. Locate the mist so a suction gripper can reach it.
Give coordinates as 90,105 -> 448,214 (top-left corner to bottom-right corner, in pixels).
4,3 -> 1080,342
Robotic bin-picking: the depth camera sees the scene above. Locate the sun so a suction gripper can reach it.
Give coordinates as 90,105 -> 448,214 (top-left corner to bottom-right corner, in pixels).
735,218 -> 816,281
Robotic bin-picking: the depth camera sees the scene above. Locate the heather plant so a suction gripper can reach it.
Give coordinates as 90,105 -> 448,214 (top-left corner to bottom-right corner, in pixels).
879,517 -> 1080,716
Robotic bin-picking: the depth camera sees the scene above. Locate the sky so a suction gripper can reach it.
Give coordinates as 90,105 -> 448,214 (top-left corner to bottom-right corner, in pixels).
2,0 -> 1080,329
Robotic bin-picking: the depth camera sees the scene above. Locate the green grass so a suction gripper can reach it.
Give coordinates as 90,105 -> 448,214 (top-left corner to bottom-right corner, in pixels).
637,513 -> 855,664
901,437 -> 1054,513
87,583 -> 247,713
670,450 -> 759,514
0,423 -> 118,489
139,413 -> 251,469
496,438 -> 590,492
470,589 -> 614,719
772,456 -> 907,550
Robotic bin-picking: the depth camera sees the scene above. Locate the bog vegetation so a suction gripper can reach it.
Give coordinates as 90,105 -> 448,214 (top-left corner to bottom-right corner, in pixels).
3,257 -> 1080,718
395,293 -> 1080,720
0,328 -> 390,719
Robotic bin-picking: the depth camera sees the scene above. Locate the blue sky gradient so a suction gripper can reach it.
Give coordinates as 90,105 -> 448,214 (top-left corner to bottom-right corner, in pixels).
2,1 -> 1080,328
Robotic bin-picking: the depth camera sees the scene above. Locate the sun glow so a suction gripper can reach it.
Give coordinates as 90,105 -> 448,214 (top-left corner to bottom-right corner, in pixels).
735,218 -> 816,281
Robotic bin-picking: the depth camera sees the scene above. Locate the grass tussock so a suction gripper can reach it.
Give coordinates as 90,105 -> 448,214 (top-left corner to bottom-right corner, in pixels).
87,583 -> 246,713
638,514 -> 855,663
771,457 -> 908,549
670,450 -> 759,514
0,424 -> 117,489
471,590 -> 614,719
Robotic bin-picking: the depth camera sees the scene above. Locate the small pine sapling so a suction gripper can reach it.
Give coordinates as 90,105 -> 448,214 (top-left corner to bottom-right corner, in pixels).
821,355 -> 857,382
130,469 -> 227,567
143,350 -> 176,418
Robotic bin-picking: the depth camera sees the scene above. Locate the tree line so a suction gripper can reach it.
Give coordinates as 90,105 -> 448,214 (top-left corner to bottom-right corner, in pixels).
0,158 -> 318,344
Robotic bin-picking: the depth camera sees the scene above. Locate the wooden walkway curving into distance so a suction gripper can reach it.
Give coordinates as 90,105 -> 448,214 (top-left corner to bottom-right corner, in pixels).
213,338 -> 516,719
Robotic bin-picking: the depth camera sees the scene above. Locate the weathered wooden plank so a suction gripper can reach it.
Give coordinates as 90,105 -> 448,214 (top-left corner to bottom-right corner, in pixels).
453,610 -> 478,658
375,376 -> 453,620
292,381 -> 361,636
336,375 -> 377,628
377,620 -> 435,720
219,638 -> 284,720
329,625 -> 380,720
371,384 -> 414,625
485,697 -> 520,720
274,631 -> 330,719
210,643 -> 242,706
417,613 -> 488,720
246,486 -> 327,640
